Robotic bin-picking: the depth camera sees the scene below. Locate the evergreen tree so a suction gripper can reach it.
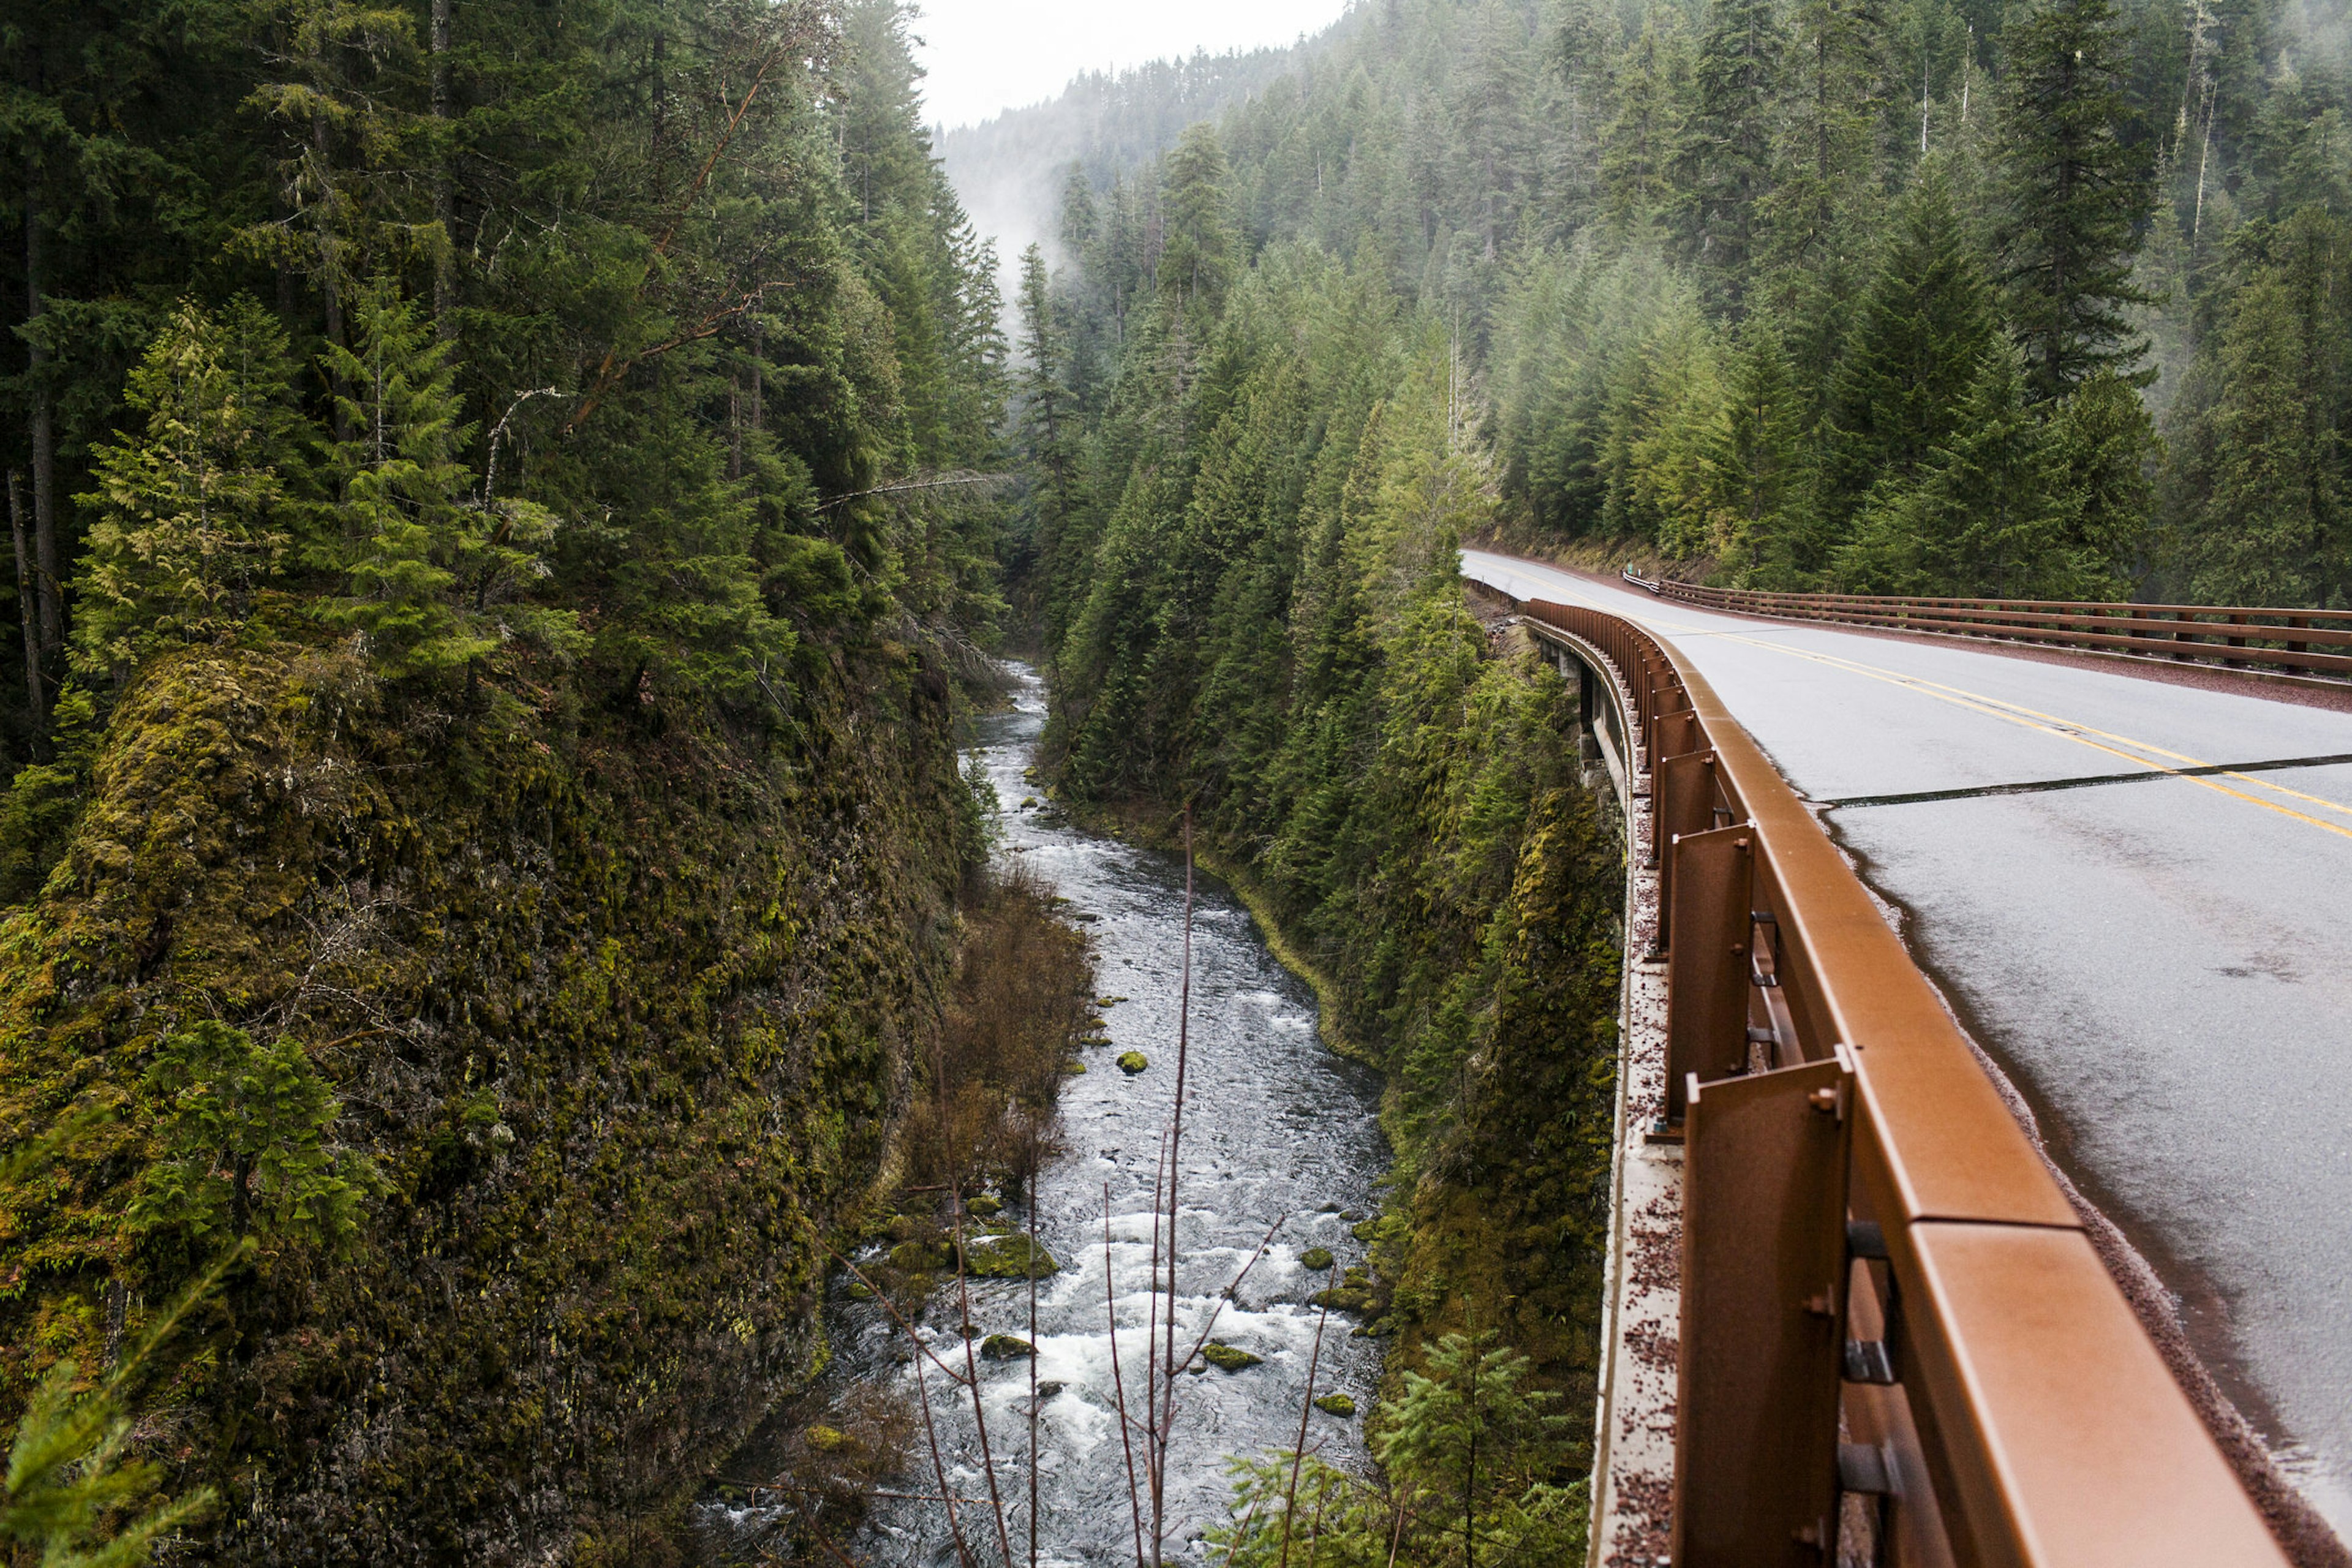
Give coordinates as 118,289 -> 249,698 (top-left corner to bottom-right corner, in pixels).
129,1020 -> 376,1253
1159,124 -> 1238,324
1824,175 -> 1999,521
1710,318 -> 1815,581
322,281 -> 581,682
73,299 -> 298,679
1371,1330 -> 1569,1568
2168,207 -> 2350,605
1683,0 -> 1787,311
1995,0 -> 2157,402
1838,345 -> 2077,594
2050,368 -> 2157,597
1601,13 -> 1697,235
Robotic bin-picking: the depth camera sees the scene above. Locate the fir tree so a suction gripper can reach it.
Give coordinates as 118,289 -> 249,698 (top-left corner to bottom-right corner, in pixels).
1824,175 -> 1999,522
129,1020 -> 377,1253
1711,318 -> 1816,581
2051,368 -> 2157,597
1159,124 -> 1238,323
1683,0 -> 1787,312
1995,0 -> 2157,402
1602,12 -> 1697,235
2170,207 -> 2350,605
74,298 -> 299,679
1839,346 -> 2076,594
323,281 -> 576,680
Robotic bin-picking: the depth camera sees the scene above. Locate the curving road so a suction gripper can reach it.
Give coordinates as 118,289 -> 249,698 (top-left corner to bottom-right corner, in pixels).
1460,548 -> 2352,1537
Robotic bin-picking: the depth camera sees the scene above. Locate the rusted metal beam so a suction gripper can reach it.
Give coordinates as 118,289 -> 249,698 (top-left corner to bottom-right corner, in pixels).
1663,822 -> 1753,1123
1675,1057 -> 1853,1566
1509,594 -> 2291,1568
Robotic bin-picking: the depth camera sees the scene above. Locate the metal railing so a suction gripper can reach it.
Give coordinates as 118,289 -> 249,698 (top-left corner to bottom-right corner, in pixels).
1514,594 -> 2288,1568
1623,571 -> 2352,684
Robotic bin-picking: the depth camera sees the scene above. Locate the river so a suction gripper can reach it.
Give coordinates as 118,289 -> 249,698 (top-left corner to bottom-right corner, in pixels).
706,662 -> 1391,1564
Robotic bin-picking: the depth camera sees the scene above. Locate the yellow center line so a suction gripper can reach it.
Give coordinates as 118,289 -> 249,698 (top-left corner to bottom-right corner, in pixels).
1721,637 -> 2352,826
1471,562 -> 2352,843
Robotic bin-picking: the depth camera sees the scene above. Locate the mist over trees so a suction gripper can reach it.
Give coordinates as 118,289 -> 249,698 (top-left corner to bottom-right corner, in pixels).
1008,0 -> 2349,1545
1020,0 -> 2350,609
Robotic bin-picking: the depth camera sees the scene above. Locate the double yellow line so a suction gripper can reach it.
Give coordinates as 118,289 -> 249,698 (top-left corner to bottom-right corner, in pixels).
1489,564 -> 2352,844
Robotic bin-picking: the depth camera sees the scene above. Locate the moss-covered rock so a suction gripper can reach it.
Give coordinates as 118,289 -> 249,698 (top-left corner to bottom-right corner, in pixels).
965,1194 -> 1003,1218
1313,1394 -> 1356,1417
979,1334 -> 1034,1360
1200,1342 -> 1262,1372
1299,1247 -> 1335,1272
1117,1050 -> 1148,1074
959,1234 -> 1058,1279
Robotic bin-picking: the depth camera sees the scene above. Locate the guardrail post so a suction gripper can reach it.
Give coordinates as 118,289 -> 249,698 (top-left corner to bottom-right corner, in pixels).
1665,823 -> 1753,1124
1651,746 -> 1717,916
1674,1056 -> 1853,1566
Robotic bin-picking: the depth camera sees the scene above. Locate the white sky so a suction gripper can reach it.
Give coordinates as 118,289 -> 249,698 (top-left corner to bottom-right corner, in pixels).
910,0 -> 1355,130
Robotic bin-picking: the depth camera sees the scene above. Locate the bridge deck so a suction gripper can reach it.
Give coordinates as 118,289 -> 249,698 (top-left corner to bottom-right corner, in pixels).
1463,549 -> 2352,1544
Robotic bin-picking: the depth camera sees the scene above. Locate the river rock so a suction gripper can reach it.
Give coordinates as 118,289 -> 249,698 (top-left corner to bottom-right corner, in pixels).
981,1335 -> 1035,1360
1117,1050 -> 1149,1074
1201,1342 -> 1262,1372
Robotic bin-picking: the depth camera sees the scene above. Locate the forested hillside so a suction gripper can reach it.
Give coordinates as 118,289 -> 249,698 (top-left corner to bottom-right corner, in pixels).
1031,0 -> 2352,607
0,0 -> 1022,1559
1014,0 -> 2348,1552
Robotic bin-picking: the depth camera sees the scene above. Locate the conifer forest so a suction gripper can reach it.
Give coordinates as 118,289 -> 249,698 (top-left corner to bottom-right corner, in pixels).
1,0 -> 2348,1559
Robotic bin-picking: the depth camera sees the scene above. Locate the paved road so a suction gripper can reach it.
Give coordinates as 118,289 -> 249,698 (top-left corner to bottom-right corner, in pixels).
1461,549 -> 2352,1535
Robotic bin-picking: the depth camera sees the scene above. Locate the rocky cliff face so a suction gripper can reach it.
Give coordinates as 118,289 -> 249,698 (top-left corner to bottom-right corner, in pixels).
0,636 -> 978,1565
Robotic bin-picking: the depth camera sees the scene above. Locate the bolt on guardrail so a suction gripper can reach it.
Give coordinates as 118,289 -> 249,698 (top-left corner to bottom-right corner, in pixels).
1513,595 -> 2290,1568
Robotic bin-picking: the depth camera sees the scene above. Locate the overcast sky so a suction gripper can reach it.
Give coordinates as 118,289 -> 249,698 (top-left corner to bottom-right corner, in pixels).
910,0 -> 1355,130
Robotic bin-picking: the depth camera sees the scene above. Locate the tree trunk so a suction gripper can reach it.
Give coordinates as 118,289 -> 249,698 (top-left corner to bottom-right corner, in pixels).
24,162 -> 61,664
431,0 -> 455,329
9,470 -> 47,737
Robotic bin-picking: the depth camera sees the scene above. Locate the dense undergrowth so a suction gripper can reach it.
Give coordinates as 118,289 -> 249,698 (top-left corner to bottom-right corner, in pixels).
0,628 -> 984,1564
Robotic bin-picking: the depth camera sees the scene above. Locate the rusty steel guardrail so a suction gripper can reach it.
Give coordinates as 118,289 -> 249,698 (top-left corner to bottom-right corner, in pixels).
1622,571 -> 2352,684
1513,594 -> 2289,1568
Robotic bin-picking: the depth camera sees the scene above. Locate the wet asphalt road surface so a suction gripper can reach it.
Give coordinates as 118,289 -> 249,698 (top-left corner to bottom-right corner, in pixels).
1461,549 -> 2352,1534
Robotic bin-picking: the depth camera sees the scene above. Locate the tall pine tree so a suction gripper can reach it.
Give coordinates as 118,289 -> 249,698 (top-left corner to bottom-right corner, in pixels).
1995,0 -> 2156,403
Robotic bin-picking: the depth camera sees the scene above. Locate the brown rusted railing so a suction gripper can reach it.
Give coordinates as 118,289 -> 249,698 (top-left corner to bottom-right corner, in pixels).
1515,595 -> 2288,1567
1623,571 -> 2352,683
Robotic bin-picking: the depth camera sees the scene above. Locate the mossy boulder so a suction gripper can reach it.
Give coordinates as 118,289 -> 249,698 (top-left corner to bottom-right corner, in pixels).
1299,1247 -> 1335,1272
1117,1050 -> 1149,1074
980,1334 -> 1035,1360
1313,1394 -> 1357,1417
960,1233 -> 1059,1279
965,1193 -> 1003,1218
1311,1286 -> 1379,1314
805,1425 -> 850,1451
1200,1342 -> 1262,1372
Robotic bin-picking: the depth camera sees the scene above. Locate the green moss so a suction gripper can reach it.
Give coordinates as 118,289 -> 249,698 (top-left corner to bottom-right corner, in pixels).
1116,1051 -> 1148,1074
1200,1342 -> 1261,1372
1313,1394 -> 1356,1417
959,1234 -> 1058,1279
0,632 -> 979,1559
979,1335 -> 1034,1360
1300,1247 -> 1335,1272
965,1194 -> 1002,1218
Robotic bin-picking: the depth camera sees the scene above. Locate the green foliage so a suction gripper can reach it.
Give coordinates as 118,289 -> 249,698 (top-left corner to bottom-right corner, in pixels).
1994,0 -> 2155,403
2163,206 -> 2352,606
129,1020 -> 376,1253
73,300 -> 298,678
1,1117 -> 226,1568
321,281 -> 579,680
1214,1335 -> 1585,1568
